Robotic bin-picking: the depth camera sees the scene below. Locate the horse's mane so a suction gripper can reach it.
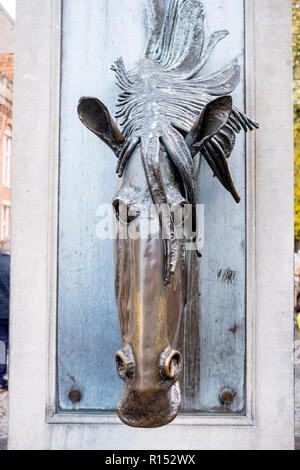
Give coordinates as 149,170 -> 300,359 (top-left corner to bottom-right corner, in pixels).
112,0 -> 258,282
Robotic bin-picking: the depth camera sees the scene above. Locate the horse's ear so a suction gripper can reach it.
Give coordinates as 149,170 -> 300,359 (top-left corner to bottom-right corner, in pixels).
78,97 -> 125,155
186,96 -> 232,153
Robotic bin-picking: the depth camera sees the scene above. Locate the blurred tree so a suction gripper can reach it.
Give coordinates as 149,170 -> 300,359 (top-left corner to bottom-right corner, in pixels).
293,0 -> 300,243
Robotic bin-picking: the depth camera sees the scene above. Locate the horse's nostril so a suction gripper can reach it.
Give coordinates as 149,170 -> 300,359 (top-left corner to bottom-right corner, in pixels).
160,348 -> 183,381
116,353 -> 126,377
115,345 -> 135,382
165,351 -> 182,379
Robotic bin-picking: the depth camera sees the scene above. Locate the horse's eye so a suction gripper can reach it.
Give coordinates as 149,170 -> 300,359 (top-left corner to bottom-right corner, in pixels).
113,199 -> 140,225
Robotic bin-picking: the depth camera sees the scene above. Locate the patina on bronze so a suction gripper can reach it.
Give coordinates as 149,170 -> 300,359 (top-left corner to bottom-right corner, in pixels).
78,0 -> 258,428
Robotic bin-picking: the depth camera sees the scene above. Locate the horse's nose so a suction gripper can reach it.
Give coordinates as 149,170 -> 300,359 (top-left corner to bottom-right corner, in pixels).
116,381 -> 182,428
116,347 -> 183,428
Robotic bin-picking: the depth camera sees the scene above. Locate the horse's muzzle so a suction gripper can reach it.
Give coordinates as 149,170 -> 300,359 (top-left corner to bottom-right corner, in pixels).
116,382 -> 182,428
115,345 -> 183,428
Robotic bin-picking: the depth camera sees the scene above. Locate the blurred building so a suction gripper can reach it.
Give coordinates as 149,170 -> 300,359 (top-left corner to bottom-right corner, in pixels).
0,4 -> 14,242
0,4 -> 13,55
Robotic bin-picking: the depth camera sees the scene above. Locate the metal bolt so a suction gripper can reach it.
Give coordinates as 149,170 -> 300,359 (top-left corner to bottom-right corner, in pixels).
219,388 -> 236,406
68,389 -> 82,403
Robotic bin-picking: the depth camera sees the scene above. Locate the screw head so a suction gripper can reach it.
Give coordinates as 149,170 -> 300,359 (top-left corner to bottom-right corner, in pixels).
68,389 -> 82,403
219,388 -> 236,406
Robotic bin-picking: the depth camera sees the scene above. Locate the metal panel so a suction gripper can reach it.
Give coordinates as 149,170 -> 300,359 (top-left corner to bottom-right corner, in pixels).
58,0 -> 246,413
181,0 -> 246,413
58,0 -> 147,411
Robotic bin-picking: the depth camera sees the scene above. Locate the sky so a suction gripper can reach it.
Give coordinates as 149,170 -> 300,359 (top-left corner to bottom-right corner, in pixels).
0,0 -> 15,19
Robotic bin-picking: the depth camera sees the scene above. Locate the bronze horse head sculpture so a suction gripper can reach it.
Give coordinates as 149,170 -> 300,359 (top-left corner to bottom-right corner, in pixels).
78,0 -> 258,428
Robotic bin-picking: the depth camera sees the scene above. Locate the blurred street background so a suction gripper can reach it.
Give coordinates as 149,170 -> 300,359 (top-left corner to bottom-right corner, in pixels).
0,0 -> 13,451
0,392 -> 7,449
294,0 -> 300,449
296,331 -> 300,449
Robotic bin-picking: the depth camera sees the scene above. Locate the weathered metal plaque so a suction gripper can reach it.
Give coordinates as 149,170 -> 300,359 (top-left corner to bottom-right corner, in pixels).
58,0 -> 248,415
